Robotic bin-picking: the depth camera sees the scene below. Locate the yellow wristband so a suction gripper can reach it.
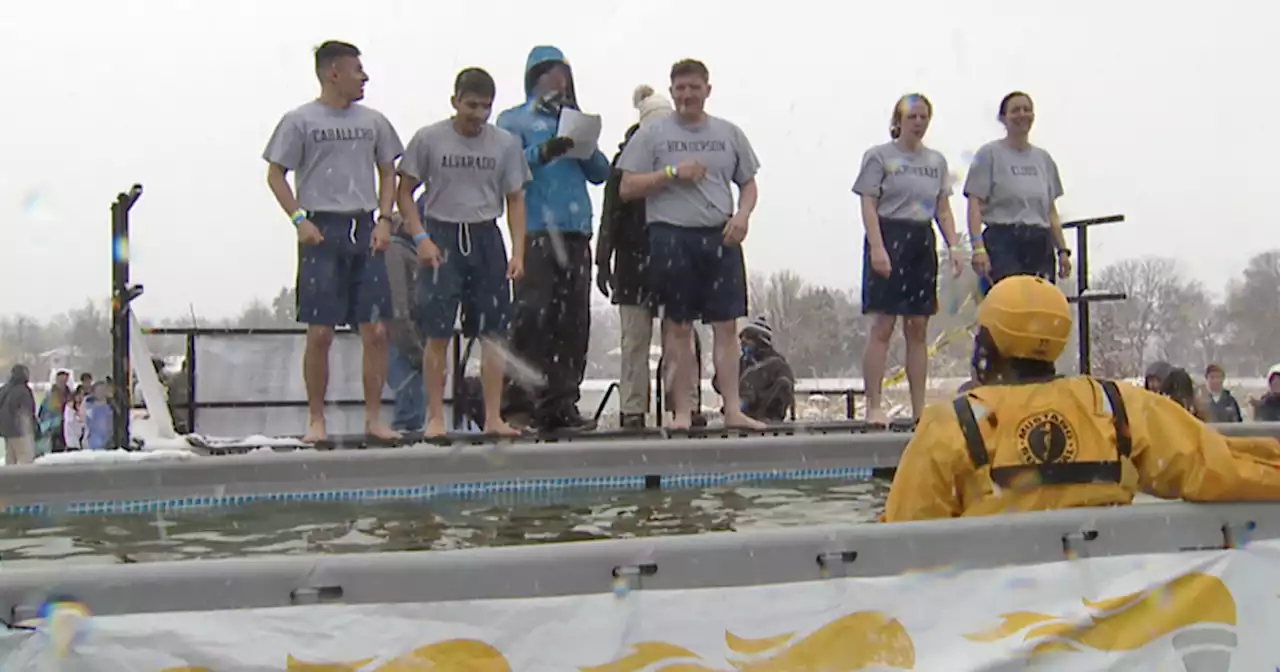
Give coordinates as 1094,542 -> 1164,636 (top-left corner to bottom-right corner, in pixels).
290,209 -> 307,226
972,246 -> 986,254
664,165 -> 676,178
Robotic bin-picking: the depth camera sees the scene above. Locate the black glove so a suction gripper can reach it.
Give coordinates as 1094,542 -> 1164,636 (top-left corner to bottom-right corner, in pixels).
539,137 -> 575,163
596,262 -> 612,298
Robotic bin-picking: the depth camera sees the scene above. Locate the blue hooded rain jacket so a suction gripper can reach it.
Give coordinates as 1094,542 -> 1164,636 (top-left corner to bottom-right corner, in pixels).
496,45 -> 611,236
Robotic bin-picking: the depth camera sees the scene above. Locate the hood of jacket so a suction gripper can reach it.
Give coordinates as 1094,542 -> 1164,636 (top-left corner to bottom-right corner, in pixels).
523,45 -> 577,104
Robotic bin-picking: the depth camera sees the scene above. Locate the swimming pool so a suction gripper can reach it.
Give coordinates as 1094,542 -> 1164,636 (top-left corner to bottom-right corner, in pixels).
0,477 -> 889,566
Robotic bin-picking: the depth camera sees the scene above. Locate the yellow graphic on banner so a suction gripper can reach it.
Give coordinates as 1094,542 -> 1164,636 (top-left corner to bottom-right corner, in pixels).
284,638 -> 510,671
963,572 -> 1237,667
581,610 -> 914,671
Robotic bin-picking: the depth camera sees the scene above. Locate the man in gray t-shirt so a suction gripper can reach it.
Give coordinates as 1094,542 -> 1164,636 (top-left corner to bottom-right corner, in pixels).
261,40 -> 404,445
616,58 -> 765,432
395,67 -> 531,439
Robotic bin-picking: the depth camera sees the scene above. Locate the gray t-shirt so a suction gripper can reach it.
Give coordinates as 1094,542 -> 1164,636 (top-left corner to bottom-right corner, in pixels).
262,101 -> 403,213
616,114 -> 760,228
398,120 -> 531,223
962,140 -> 1063,227
852,142 -> 952,221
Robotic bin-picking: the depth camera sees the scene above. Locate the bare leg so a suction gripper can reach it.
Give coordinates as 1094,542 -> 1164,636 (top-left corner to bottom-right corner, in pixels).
359,322 -> 400,440
903,316 -> 930,420
714,320 -> 766,429
481,338 -> 520,437
302,325 -> 334,442
862,314 -> 896,424
663,320 -> 695,429
423,338 -> 450,437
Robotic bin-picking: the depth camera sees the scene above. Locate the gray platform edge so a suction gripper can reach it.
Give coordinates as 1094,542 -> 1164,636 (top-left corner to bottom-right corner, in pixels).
0,433 -> 905,515
2,423 -> 1277,515
0,500 -> 1274,621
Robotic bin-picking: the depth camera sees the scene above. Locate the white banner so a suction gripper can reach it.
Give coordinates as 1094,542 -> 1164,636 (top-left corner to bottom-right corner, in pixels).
3,541 -> 1279,671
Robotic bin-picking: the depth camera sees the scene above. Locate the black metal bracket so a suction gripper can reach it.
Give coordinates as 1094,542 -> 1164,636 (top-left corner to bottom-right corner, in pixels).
110,184 -> 144,450
1063,214 -> 1126,375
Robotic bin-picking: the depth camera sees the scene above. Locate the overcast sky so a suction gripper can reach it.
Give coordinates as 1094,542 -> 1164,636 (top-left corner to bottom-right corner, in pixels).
2,0 -> 1272,321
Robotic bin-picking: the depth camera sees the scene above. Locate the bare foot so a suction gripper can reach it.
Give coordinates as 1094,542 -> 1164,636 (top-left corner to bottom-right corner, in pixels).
484,420 -> 522,438
865,408 -> 889,425
302,417 -> 327,444
424,418 -> 447,438
724,412 -> 766,430
366,423 -> 402,442
667,412 -> 692,431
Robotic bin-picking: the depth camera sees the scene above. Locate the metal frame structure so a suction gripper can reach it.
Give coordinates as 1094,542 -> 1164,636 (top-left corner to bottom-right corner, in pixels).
109,185 -> 144,449
143,327 -> 467,434
107,190 -> 1128,443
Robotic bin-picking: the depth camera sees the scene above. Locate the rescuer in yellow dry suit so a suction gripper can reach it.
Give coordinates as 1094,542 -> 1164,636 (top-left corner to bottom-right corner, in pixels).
883,275 -> 1280,523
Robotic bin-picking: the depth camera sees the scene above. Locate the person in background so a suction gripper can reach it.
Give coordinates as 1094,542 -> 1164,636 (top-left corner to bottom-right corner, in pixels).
617,58 -> 765,431
1158,367 -> 1208,421
1204,363 -> 1243,423
83,381 -> 114,451
1143,360 -> 1173,392
395,67 -> 529,438
0,365 -> 39,465
596,84 -> 674,430
38,369 -> 72,453
166,359 -> 190,433
497,45 -> 610,433
963,91 -> 1072,288
729,316 -> 795,422
63,387 -> 86,450
262,40 -> 404,445
75,372 -> 93,396
383,210 -> 426,433
1252,364 -> 1280,422
854,93 -> 963,424
884,276 -> 1280,522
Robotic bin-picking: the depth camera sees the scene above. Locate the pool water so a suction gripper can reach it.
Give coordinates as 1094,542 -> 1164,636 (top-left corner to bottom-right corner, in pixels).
0,478 -> 889,566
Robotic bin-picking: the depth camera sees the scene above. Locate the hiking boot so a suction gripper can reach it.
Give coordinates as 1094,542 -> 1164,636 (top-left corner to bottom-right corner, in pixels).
620,413 -> 646,430
538,408 -> 597,432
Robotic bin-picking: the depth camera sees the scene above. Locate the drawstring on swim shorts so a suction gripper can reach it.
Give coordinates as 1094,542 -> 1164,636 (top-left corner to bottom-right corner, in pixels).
458,222 -> 473,257
348,220 -> 358,245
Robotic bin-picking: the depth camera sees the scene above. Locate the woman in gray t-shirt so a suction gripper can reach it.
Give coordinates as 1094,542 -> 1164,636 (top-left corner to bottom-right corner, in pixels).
962,91 -> 1072,287
851,93 -> 963,423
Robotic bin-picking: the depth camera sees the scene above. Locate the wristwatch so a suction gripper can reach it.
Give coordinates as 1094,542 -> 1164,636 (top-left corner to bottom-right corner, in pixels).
1057,248 -> 1072,257
376,214 -> 395,225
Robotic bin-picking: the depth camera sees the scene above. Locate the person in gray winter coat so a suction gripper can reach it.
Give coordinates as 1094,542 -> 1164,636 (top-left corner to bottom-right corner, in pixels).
0,365 -> 39,464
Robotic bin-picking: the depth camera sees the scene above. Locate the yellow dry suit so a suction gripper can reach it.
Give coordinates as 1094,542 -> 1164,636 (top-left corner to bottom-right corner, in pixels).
884,377 -> 1280,522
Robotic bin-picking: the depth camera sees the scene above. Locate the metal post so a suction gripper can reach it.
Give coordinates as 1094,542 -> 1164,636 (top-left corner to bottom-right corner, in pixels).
110,184 -> 144,449
185,332 -> 197,433
1075,224 -> 1091,375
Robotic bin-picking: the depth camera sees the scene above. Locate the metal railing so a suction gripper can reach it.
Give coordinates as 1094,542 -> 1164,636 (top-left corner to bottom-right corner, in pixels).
107,185 -> 1129,440
141,327 -> 466,435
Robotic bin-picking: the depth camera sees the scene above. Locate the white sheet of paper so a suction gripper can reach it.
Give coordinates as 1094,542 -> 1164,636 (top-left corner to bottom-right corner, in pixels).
557,108 -> 602,160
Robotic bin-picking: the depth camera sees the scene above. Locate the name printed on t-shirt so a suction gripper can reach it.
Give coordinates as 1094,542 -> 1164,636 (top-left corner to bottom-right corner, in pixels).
664,139 -> 728,153
311,127 -> 375,143
441,154 -> 498,170
890,163 -> 941,179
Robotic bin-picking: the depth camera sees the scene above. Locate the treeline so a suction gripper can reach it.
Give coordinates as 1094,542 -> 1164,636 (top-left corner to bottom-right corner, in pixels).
3,251 -> 1279,382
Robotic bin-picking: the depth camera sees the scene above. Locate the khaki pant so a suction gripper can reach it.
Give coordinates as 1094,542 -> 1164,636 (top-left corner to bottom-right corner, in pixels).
618,305 -> 699,415
3,435 -> 36,465
618,305 -> 653,415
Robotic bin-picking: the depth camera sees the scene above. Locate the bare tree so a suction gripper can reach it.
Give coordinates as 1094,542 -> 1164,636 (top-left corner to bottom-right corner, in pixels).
1089,257 -> 1186,376
1223,250 -> 1280,374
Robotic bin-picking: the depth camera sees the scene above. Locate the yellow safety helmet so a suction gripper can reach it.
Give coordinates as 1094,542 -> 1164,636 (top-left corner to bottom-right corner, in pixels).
976,276 -> 1072,362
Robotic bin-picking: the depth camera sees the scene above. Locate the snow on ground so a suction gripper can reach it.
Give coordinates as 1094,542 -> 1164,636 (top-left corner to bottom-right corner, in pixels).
34,449 -> 198,465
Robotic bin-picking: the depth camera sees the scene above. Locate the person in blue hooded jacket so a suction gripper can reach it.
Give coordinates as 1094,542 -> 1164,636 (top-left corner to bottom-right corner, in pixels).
496,45 -> 611,432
